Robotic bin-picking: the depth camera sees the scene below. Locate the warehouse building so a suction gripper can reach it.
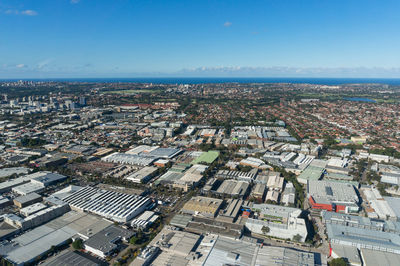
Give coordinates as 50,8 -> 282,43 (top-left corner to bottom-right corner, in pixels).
216,169 -> 258,182
240,157 -> 267,169
307,180 -> 359,213
254,171 -> 280,184
362,187 -> 397,220
84,225 -> 133,258
14,193 -> 42,208
146,147 -> 182,159
0,167 -> 30,178
381,172 -> 400,186
43,250 -> 103,266
329,243 -> 362,266
323,211 -> 400,255
215,180 -> 250,199
132,226 -> 202,266
250,183 -> 266,201
11,172 -> 67,195
12,182 -> 45,195
217,199 -> 244,223
282,182 -> 296,206
4,202 -> 70,230
62,186 -> 152,223
125,166 -> 158,183
173,164 -> 208,192
266,190 -> 280,203
0,196 -> 11,209
2,211 -> 112,265
267,174 -> 284,191
102,152 -> 156,166
130,211 -> 159,230
29,171 -> 67,186
181,196 -> 223,218
203,235 -> 318,266
0,175 -> 32,193
360,249 -> 400,266
20,203 -> 47,217
297,165 -> 324,185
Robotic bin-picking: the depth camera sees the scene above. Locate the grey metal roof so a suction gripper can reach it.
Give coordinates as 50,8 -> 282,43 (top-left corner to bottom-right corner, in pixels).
203,236 -> 316,266
43,250 -> 101,266
84,225 -> 133,254
14,192 -> 42,205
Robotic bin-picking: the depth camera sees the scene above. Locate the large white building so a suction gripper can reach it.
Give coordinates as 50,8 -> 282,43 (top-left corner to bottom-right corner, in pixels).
62,186 -> 152,223
246,204 -> 308,242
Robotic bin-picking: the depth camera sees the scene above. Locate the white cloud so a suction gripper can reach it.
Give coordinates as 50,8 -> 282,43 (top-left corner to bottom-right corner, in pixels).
70,0 -> 80,4
21,10 -> 38,16
16,64 -> 26,68
223,21 -> 232,27
37,59 -> 53,69
4,9 -> 38,16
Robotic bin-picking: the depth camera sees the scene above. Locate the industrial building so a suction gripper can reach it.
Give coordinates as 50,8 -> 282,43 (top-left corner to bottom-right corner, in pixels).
216,169 -> 258,182
0,196 -> 11,209
4,202 -> 70,230
132,226 -> 202,266
181,196 -> 223,218
1,211 -> 112,265
0,167 -> 30,178
14,193 -> 42,208
9,172 -> 67,196
84,225 -> 133,258
203,235 -> 318,266
323,211 -> 400,255
125,166 -> 158,183
146,147 -> 182,159
250,183 -> 266,201
215,179 -> 250,199
297,165 -> 324,185
360,249 -> 400,266
267,174 -> 284,191
307,180 -> 359,213
217,199 -> 246,223
62,186 -> 152,223
362,187 -> 397,220
130,211 -> 159,230
246,204 -> 308,242
254,171 -> 280,184
173,164 -> 208,191
282,182 -> 296,206
239,157 -> 267,169
0,175 -> 32,193
43,250 -> 103,266
29,171 -> 67,186
12,182 -> 45,195
102,152 -> 156,166
20,203 -> 47,217
266,190 -> 280,203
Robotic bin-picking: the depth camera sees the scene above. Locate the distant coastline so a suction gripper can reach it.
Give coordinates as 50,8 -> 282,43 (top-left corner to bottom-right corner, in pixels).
1,77 -> 400,85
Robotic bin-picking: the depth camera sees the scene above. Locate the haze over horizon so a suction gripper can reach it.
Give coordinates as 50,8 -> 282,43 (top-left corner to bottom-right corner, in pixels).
2,0 -> 400,78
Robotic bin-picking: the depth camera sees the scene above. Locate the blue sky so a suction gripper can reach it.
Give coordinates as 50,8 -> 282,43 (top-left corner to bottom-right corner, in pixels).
1,0 -> 400,78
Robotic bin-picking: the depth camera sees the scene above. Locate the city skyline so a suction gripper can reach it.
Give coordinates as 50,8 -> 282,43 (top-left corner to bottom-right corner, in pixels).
1,0 -> 400,78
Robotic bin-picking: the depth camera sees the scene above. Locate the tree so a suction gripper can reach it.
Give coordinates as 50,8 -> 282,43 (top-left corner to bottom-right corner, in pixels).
72,238 -> 83,250
328,257 -> 348,266
292,234 -> 302,242
261,225 -> 270,235
129,236 -> 139,245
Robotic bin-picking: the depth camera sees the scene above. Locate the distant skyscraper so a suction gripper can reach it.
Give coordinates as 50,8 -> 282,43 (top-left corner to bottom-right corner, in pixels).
79,96 -> 87,106
65,100 -> 75,109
